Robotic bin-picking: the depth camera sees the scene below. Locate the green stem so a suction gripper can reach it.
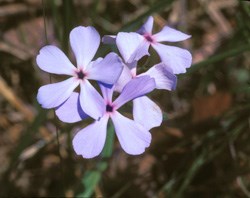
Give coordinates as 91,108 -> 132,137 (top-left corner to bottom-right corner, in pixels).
77,124 -> 115,197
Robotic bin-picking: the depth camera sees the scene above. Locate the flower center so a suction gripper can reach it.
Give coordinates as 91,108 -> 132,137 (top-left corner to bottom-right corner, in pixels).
144,34 -> 154,43
106,104 -> 113,112
77,70 -> 85,80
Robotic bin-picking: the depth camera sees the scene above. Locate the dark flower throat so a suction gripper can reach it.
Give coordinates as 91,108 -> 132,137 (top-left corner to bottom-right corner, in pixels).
144,34 -> 154,43
106,104 -> 113,112
77,70 -> 85,80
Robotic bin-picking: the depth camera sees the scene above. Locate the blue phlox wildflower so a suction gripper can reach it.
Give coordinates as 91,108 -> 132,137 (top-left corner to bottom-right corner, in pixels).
36,16 -> 193,159
55,76 -> 156,158
36,26 -> 123,119
114,61 -> 176,130
103,16 -> 192,74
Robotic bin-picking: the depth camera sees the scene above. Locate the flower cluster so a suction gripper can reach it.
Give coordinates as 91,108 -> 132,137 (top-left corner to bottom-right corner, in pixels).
36,16 -> 192,158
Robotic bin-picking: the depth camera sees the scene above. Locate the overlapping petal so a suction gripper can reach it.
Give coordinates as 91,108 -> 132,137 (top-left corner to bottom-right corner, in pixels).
36,45 -> 75,75
154,26 -> 191,42
70,26 -> 100,68
87,52 -> 123,85
79,80 -> 105,120
137,16 -> 154,35
72,115 -> 109,158
37,77 -> 79,109
133,96 -> 162,130
55,92 -> 89,123
144,63 -> 177,90
114,64 -> 133,92
126,60 -> 138,70
116,32 -> 149,63
113,76 -> 156,109
128,41 -> 150,63
152,43 -> 192,74
111,111 -> 151,155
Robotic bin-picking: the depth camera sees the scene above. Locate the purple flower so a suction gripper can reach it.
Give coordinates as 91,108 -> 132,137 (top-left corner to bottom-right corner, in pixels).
55,76 -> 156,158
36,26 -> 123,119
103,16 -> 192,74
115,62 -> 176,130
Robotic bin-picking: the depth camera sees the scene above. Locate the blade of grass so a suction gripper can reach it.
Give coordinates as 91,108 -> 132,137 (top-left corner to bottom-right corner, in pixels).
62,0 -> 75,53
111,183 -> 132,198
161,118 -> 249,197
154,178 -> 176,198
42,1 -> 65,194
48,0 -> 63,44
186,44 -> 250,74
175,152 -> 206,197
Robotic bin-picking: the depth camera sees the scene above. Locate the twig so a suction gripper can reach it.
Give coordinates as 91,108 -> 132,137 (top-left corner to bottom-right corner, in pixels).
0,75 -> 33,121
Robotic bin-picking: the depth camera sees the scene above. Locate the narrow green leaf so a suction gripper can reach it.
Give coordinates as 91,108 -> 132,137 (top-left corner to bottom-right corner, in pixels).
78,170 -> 101,198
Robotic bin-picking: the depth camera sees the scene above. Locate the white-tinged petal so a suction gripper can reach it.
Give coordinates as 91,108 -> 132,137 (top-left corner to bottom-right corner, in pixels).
113,76 -> 156,109
111,111 -> 151,155
37,77 -> 79,109
73,115 -> 109,158
102,35 -> 116,44
55,92 -> 88,123
143,63 -> 177,90
87,52 -> 123,85
36,45 -> 75,75
152,43 -> 192,74
133,96 -> 162,130
116,32 -> 149,63
114,64 -> 133,93
79,80 -> 105,120
137,16 -> 154,35
70,26 -> 100,68
130,67 -> 137,76
154,26 -> 191,42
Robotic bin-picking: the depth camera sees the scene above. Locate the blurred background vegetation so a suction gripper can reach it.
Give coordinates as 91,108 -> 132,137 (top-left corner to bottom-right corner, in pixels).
0,0 -> 250,197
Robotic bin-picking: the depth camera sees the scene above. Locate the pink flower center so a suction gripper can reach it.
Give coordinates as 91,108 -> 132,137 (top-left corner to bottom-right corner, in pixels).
144,34 -> 154,43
